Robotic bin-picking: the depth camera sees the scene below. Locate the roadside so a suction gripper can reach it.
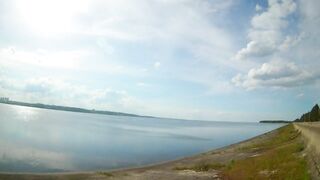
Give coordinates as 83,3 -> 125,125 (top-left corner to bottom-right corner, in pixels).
294,122 -> 320,180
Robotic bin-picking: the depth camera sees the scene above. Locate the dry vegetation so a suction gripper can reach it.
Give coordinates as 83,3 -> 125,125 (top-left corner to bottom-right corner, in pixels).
174,124 -> 310,180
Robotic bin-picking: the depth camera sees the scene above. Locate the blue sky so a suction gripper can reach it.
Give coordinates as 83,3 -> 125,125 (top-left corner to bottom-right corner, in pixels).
0,0 -> 319,122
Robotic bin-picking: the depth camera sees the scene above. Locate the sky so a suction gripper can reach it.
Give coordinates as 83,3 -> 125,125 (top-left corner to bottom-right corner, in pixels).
0,0 -> 319,122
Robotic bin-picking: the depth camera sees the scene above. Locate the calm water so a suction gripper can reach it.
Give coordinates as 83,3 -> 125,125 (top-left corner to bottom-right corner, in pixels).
0,103 -> 284,173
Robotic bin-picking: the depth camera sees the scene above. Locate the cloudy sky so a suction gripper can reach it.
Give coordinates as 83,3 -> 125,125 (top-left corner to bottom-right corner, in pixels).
0,0 -> 319,121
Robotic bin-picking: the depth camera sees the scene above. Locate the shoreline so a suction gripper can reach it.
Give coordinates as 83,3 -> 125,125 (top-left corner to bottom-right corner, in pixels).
0,124 -> 286,179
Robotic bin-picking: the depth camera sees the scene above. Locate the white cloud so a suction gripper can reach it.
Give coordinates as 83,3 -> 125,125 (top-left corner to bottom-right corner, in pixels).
296,93 -> 304,98
0,71 -> 251,121
1,0 -> 238,83
0,47 -> 88,69
255,4 -> 263,11
15,0 -> 90,35
136,82 -> 150,87
0,76 -> 141,112
251,0 -> 296,30
234,40 -> 277,61
298,0 -> 320,27
0,46 -> 150,78
76,0 -> 234,42
153,61 -> 161,69
232,0 -> 320,91
294,0 -> 320,61
278,34 -> 304,51
70,0 -> 236,69
232,60 -> 319,89
234,0 -> 296,61
2,0 -> 319,121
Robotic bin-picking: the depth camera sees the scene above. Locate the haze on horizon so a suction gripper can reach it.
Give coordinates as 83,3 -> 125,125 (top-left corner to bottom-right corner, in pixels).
0,0 -> 319,122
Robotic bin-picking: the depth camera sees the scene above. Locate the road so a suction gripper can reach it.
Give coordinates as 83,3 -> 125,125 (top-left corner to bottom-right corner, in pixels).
294,122 -> 320,153
294,122 -> 320,179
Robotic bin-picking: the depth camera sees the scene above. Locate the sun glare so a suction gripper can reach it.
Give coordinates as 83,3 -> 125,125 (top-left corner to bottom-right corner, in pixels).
16,0 -> 89,35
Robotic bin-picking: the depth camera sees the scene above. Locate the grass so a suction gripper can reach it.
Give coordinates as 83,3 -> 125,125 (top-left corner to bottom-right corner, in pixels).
174,124 -> 310,180
238,124 -> 301,152
97,171 -> 114,177
222,124 -> 310,180
174,162 -> 226,172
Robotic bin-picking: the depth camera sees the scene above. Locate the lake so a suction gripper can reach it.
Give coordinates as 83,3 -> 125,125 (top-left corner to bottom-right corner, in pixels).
0,103 -> 284,173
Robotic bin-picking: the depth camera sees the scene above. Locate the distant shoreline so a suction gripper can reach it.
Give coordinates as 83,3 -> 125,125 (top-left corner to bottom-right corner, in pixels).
0,100 -> 154,118
0,100 -> 268,123
259,120 -> 292,123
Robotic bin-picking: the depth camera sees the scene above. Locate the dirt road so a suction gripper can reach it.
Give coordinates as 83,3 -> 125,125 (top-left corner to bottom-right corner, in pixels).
294,122 -> 320,152
294,122 -> 320,179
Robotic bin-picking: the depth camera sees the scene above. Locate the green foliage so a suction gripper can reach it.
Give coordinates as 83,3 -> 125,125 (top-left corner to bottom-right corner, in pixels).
296,104 -> 320,122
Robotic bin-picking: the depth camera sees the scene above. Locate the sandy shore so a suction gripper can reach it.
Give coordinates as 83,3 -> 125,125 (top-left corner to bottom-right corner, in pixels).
0,125 -> 284,180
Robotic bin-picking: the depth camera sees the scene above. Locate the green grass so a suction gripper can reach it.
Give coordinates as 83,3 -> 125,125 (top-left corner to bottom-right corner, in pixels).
222,124 -> 310,180
97,171 -> 114,177
173,124 -> 310,180
174,162 -> 225,172
238,124 -> 301,152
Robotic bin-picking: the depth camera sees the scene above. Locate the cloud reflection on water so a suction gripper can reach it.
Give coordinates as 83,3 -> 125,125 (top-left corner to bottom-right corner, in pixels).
0,104 -> 284,172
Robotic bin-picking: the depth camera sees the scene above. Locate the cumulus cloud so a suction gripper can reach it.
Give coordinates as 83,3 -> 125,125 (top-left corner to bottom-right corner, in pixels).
278,34 -> 304,51
234,40 -> 277,60
232,0 -> 320,91
293,0 -> 320,62
232,60 -> 319,89
234,0 -> 297,61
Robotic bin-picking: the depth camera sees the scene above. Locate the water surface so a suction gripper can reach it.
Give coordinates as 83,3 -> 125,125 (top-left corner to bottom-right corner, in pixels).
0,103 -> 284,173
